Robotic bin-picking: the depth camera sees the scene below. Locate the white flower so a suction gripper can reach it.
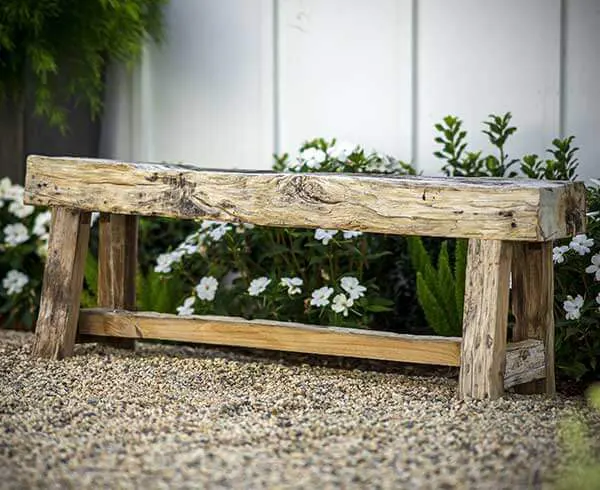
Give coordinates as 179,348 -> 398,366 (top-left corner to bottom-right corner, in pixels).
299,148 -> 327,169
340,276 -> 367,300
553,245 -> 570,264
596,292 -> 600,309
248,277 -> 271,296
0,177 -> 11,198
235,222 -> 255,233
563,294 -> 584,320
3,223 -> 30,246
195,276 -> 219,301
8,200 -> 34,219
37,241 -> 48,257
314,228 -> 338,245
2,270 -> 29,296
208,223 -> 231,242
177,242 -> 199,255
280,277 -> 303,295
327,142 -> 356,161
342,230 -> 363,240
331,293 -> 353,317
3,184 -> 24,202
569,234 -> 594,255
32,211 -> 52,237
176,296 -> 196,316
310,286 -> 334,307
585,254 -> 600,281
154,250 -> 184,274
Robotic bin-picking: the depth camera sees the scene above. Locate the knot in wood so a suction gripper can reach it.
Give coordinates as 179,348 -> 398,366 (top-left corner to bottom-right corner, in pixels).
278,175 -> 333,204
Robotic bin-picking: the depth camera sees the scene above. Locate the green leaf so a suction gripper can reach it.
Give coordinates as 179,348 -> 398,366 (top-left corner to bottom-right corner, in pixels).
437,241 -> 459,334
454,239 -> 468,323
416,272 -> 451,336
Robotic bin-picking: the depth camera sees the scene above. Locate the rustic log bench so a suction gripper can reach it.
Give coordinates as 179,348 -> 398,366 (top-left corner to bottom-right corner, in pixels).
23,155 -> 587,400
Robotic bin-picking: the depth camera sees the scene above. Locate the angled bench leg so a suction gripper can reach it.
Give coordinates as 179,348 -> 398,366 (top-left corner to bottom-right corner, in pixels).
32,208 -> 90,359
459,239 -> 512,400
510,242 -> 555,395
83,213 -> 138,348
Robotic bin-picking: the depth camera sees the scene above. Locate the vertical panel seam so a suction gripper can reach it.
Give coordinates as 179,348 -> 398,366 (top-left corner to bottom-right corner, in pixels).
410,0 -> 419,170
272,0 -> 281,156
559,0 -> 567,137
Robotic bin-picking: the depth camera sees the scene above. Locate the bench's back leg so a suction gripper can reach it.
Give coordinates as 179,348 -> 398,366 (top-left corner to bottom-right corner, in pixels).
459,239 -> 512,400
510,242 -> 555,395
32,208 -> 90,359
82,213 -> 138,348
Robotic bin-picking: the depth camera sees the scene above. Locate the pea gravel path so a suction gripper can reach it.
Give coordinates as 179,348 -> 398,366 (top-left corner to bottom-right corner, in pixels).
1,330 -> 598,489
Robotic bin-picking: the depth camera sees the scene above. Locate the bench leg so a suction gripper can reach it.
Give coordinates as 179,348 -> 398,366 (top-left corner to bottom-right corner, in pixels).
459,239 -> 512,400
510,242 -> 555,395
32,208 -> 90,359
89,213 -> 138,348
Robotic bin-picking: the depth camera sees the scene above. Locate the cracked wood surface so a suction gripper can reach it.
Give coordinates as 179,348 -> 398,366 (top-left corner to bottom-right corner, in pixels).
459,239 -> 513,399
511,242 -> 556,395
32,208 -> 90,359
24,155 -> 586,241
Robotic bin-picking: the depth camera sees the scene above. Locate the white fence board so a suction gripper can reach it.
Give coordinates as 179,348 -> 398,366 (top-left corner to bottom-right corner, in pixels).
100,1 -> 598,180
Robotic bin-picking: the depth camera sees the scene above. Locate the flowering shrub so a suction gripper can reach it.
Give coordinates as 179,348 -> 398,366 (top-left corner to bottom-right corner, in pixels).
1,117 -> 597,383
426,112 -> 599,380
152,139 -> 413,328
0,177 -> 49,328
553,181 -> 600,379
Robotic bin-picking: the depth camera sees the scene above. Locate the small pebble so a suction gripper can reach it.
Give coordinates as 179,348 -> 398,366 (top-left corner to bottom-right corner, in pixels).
0,330 -> 597,489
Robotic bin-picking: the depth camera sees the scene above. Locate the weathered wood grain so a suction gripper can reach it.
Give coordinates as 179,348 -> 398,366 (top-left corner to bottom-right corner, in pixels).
88,213 -> 137,349
24,155 -> 586,241
504,339 -> 546,389
511,242 -> 556,395
32,207 -> 90,359
79,309 -> 463,366
459,239 -> 512,399
78,309 -> 544,388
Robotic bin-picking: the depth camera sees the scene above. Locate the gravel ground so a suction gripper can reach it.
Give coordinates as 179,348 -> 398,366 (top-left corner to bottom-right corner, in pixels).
0,330 -> 598,490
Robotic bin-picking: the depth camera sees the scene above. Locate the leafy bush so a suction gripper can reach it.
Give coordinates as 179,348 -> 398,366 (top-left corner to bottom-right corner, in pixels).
553,183 -> 600,379
407,237 -> 466,337
0,0 -> 166,129
149,139 -> 412,329
0,178 -> 49,328
1,115 -> 597,383
415,112 -> 599,380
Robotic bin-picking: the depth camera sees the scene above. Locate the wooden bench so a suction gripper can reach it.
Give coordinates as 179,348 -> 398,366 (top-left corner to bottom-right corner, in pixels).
23,155 -> 587,400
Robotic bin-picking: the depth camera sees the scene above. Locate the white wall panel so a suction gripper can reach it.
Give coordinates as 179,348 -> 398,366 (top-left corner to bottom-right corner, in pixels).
101,0 -> 599,181
564,0 -> 600,180
416,0 -> 561,175
277,0 -> 413,160
141,0 -> 274,169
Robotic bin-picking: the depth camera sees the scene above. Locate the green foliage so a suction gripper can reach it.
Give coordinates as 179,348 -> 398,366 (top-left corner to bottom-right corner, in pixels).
434,113 -> 519,178
433,111 -> 599,381
0,0 -> 166,130
150,139 -> 411,329
521,136 -> 579,181
81,252 -> 186,313
554,384 -> 600,490
136,268 -> 186,313
553,183 -> 600,380
407,236 -> 465,336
